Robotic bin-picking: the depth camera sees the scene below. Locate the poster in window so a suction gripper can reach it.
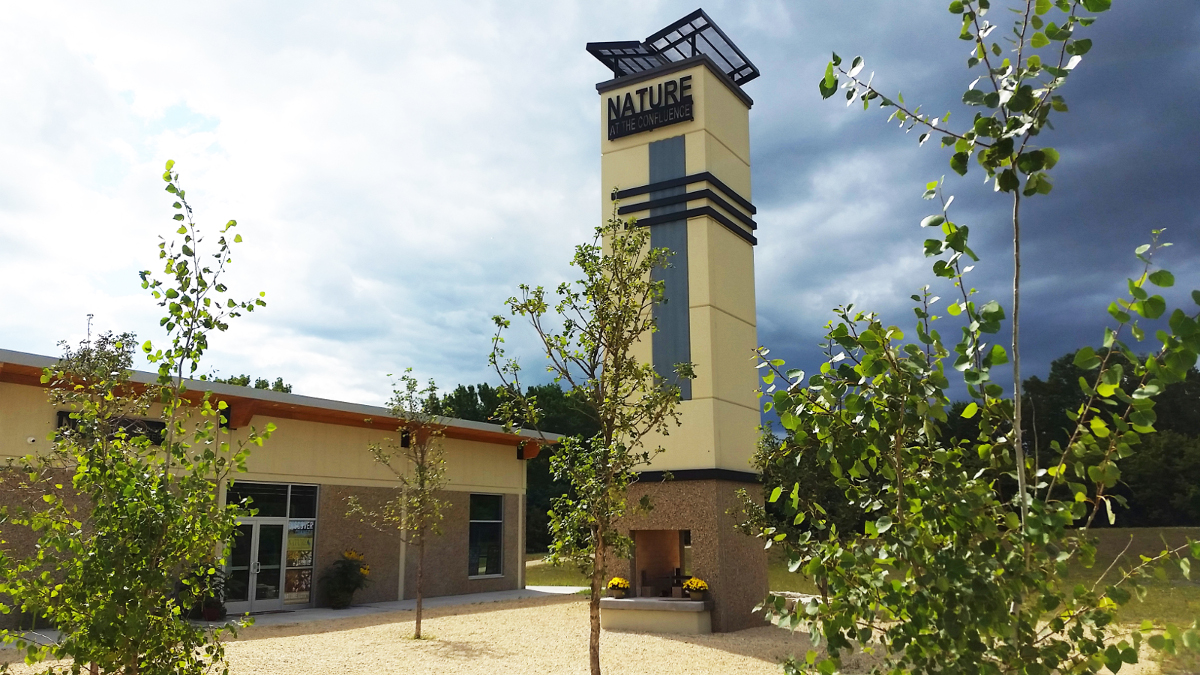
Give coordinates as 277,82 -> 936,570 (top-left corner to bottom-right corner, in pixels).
285,568 -> 311,603
287,520 -> 315,568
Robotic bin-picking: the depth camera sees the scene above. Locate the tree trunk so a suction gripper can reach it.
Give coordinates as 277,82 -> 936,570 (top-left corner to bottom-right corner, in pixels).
1011,190 -> 1029,542
589,541 -> 605,675
415,531 -> 425,640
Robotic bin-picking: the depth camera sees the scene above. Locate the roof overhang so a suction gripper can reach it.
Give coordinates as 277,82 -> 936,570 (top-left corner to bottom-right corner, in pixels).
0,348 -> 558,457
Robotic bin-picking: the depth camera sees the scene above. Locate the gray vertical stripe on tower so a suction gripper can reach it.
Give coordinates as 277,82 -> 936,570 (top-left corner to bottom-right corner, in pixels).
647,135 -> 691,400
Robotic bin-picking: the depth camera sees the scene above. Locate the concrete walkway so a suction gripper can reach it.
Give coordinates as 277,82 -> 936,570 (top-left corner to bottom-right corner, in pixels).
218,585 -> 588,629
2,586 -> 588,648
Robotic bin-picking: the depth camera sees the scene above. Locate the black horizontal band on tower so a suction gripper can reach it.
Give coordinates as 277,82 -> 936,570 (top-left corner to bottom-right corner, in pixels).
631,206 -> 757,246
637,468 -> 760,484
613,171 -> 755,215
617,188 -> 756,230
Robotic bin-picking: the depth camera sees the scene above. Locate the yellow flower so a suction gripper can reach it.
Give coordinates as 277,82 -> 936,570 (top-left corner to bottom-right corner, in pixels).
682,577 -> 708,592
361,565 -> 370,577
607,577 -> 630,590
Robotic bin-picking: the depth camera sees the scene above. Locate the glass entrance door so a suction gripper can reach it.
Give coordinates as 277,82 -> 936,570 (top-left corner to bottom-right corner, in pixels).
225,519 -> 286,614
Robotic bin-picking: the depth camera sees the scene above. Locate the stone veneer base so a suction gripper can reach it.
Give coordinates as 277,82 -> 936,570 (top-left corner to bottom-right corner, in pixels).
617,478 -> 769,633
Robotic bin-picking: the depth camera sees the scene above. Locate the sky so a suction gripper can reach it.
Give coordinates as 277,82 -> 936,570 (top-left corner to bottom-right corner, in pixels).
1,1 -> 1197,408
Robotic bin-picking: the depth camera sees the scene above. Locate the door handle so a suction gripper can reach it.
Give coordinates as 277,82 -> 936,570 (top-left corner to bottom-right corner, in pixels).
252,562 -> 261,574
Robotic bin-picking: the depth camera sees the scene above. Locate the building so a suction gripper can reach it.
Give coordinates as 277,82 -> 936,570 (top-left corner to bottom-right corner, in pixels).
589,10 -> 768,633
0,347 -> 547,621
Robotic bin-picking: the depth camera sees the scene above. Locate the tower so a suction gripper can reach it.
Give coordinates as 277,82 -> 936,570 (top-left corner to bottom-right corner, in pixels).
588,10 -> 767,632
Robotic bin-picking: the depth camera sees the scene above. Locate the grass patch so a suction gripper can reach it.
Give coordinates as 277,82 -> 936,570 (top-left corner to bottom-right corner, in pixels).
526,560 -> 590,587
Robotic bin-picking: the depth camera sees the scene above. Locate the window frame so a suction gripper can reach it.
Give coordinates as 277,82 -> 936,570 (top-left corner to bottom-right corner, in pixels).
467,493 -> 505,579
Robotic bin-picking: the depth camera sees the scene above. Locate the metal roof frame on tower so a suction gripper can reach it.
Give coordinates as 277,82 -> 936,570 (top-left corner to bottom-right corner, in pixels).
586,9 -> 760,88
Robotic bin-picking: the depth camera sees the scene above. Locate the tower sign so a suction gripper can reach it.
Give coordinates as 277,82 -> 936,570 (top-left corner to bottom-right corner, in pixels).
588,9 -> 768,633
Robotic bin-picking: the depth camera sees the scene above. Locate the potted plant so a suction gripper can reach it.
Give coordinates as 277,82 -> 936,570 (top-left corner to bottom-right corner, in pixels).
179,566 -> 229,621
606,577 -> 630,599
322,549 -> 372,609
682,577 -> 708,601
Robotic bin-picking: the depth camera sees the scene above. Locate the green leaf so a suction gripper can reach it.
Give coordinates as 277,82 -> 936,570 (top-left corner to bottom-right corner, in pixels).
961,402 -> 979,419
1082,0 -> 1112,11
950,152 -> 969,176
819,65 -> 837,99
769,486 -> 783,503
998,169 -> 1019,192
988,344 -> 1009,365
1035,0 -> 1052,14
1073,346 -> 1101,370
848,56 -> 864,78
1148,270 -> 1175,288
1067,38 -> 1093,56
1042,148 -> 1059,169
1031,32 -> 1050,48
875,516 -> 893,533
1138,296 -> 1167,320
949,0 -> 964,13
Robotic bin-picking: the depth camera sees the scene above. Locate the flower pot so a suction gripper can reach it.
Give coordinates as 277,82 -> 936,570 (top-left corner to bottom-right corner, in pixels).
688,591 -> 706,602
608,589 -> 627,599
329,591 -> 353,609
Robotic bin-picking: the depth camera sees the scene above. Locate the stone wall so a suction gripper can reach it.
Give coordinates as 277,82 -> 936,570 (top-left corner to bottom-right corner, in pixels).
403,490 -> 523,599
618,478 -> 767,632
315,484 -> 403,606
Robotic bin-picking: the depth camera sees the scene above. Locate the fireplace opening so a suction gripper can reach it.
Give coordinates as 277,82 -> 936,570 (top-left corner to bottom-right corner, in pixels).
631,529 -> 692,598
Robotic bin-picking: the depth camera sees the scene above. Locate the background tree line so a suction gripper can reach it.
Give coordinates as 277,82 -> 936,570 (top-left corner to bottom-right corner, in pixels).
436,347 -> 1198,556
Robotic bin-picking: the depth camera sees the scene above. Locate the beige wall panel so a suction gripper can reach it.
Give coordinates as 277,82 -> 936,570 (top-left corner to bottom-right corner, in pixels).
642,398 -> 716,472
711,398 -> 760,472
640,388 -> 756,472
601,144 -> 649,217
705,218 -> 757,326
702,131 -> 752,200
0,383 -> 58,459
442,438 -> 525,493
690,305 -> 758,408
686,299 -> 714,401
683,217 -> 755,327
697,67 -> 751,164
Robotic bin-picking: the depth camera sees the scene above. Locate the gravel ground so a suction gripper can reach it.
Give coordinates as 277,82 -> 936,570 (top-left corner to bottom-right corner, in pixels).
2,596 -> 828,674
0,596 -> 1164,674
226,596 -> 826,675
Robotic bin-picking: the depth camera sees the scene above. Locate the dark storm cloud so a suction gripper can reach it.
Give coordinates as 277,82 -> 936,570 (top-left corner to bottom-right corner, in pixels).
743,1 -> 1200,396
0,1 -> 1194,406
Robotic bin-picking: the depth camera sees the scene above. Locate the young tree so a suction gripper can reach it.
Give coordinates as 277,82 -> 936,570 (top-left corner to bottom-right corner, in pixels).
347,370 -> 447,640
745,2 -> 1200,672
821,0 -> 1115,529
490,210 -> 694,675
0,160 -> 272,675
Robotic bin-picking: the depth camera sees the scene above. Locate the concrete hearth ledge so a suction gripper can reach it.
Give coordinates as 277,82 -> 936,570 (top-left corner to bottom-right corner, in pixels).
600,597 -> 711,611
600,597 -> 713,634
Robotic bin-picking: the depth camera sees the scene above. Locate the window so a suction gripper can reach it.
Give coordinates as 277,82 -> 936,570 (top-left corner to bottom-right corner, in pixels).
468,494 -> 503,577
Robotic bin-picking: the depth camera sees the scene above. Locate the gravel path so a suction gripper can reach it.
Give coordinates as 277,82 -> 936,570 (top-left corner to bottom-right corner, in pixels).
3,595 -> 824,674
225,596 -> 822,675
1,596 -> 1165,674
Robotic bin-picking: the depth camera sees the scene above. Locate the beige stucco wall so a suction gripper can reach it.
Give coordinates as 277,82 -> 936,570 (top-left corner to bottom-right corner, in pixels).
598,60 -> 760,474
0,382 -> 526,496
